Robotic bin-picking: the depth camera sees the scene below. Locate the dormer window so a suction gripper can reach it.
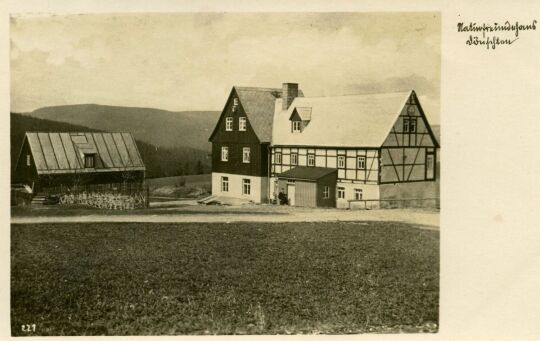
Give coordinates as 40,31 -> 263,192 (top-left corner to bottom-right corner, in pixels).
84,154 -> 95,168
292,120 -> 301,133
226,117 -> 233,131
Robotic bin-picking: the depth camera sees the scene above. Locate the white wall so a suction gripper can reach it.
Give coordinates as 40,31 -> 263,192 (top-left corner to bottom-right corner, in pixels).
211,172 -> 267,203
335,182 -> 380,209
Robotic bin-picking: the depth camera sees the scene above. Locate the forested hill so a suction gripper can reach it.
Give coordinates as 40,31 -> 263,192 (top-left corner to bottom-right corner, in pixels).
24,104 -> 221,151
11,113 -> 210,179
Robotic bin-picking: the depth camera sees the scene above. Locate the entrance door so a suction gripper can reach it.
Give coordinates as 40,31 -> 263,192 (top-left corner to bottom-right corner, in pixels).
287,185 -> 296,206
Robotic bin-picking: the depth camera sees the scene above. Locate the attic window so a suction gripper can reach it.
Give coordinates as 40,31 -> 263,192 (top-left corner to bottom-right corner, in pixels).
26,154 -> 31,166
226,117 -> 233,131
239,117 -> 247,131
84,154 -> 95,168
292,121 -> 301,133
232,98 -> 239,112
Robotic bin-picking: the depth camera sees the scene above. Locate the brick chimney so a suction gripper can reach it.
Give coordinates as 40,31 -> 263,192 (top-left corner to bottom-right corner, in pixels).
282,83 -> 298,111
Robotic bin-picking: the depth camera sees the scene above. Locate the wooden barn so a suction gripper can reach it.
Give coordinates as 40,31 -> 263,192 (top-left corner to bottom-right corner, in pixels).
13,132 -> 145,193
271,84 -> 439,208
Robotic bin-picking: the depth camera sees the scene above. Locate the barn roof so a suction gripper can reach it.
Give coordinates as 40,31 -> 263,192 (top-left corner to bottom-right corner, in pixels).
21,132 -> 145,175
273,90 -> 416,148
278,166 -> 337,181
234,86 -> 304,143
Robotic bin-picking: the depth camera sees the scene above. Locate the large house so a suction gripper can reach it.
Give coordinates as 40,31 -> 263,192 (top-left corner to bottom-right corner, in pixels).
208,85 -> 303,203
13,132 -> 145,192
209,83 -> 439,208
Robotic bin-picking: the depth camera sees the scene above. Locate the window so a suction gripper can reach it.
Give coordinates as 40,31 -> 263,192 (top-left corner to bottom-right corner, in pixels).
233,98 -> 239,106
337,155 -> 345,168
409,118 -> 417,133
287,179 -> 295,184
221,176 -> 229,192
337,187 -> 345,199
221,146 -> 229,161
357,156 -> 366,169
243,147 -> 251,163
354,188 -> 363,200
239,117 -> 247,131
307,154 -> 315,166
291,153 -> 298,165
226,117 -> 233,131
323,186 -> 330,199
275,152 -> 282,164
403,118 -> 410,133
242,179 -> 251,195
427,154 -> 434,170
84,154 -> 95,168
292,120 -> 301,132
26,154 -> 31,166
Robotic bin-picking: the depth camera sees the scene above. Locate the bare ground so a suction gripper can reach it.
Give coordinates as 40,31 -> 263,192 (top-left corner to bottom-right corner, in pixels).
11,204 -> 439,229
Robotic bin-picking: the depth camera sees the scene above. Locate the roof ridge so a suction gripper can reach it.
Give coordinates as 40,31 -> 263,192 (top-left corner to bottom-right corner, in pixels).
234,86 -> 282,92
296,90 -> 413,100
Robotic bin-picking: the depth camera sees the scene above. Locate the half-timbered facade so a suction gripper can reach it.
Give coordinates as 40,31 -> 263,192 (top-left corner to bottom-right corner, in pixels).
209,86 -> 302,203
271,87 -> 439,208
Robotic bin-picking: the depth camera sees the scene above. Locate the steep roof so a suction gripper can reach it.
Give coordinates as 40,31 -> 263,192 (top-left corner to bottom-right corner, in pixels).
233,86 -> 304,143
278,166 -> 337,181
272,91 -> 415,148
234,87 -> 282,143
21,132 -> 145,175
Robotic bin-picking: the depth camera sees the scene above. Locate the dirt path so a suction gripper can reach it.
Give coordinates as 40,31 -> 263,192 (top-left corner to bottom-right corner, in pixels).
11,207 -> 439,230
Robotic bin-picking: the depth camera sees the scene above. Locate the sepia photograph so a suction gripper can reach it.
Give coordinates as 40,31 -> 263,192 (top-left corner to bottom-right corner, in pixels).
10,12 -> 440,335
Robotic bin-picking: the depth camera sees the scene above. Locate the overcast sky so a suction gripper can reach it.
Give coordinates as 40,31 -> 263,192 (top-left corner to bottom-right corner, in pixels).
11,12 -> 440,123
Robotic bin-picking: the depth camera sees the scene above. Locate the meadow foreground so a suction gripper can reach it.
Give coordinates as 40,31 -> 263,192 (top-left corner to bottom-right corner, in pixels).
11,221 -> 439,335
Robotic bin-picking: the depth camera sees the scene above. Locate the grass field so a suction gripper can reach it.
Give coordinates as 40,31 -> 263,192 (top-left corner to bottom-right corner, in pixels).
11,221 -> 439,335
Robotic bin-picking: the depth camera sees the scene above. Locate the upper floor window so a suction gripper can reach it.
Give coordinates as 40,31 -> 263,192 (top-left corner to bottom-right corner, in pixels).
243,147 -> 251,163
307,154 -> 315,166
427,154 -> 434,170
226,117 -> 233,131
357,156 -> 366,170
239,117 -> 247,131
410,118 -> 417,133
337,155 -> 345,168
403,118 -> 410,133
292,120 -> 301,133
84,154 -> 95,168
275,152 -> 282,164
221,146 -> 229,161
291,153 -> 298,165
26,154 -> 31,166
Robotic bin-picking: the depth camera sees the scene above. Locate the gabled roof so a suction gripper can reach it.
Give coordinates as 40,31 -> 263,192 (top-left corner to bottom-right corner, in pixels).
291,107 -> 312,121
20,132 -> 145,175
278,166 -> 337,181
234,87 -> 283,143
273,90 -> 422,148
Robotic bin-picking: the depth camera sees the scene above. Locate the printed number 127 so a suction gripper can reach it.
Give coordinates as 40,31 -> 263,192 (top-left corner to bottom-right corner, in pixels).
21,324 -> 36,332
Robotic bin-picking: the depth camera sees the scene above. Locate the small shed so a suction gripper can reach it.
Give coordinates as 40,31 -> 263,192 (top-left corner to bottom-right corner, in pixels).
277,166 -> 337,207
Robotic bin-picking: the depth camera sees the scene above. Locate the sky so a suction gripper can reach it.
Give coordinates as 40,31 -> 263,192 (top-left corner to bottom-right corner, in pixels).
10,12 -> 440,124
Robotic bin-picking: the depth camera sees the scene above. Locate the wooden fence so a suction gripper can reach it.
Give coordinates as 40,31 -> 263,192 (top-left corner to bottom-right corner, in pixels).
348,198 -> 440,210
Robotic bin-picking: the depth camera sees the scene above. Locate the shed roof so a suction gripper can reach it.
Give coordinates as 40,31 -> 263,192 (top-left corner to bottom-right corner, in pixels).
273,90 -> 415,148
278,166 -> 337,181
21,132 -> 145,175
234,86 -> 303,143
